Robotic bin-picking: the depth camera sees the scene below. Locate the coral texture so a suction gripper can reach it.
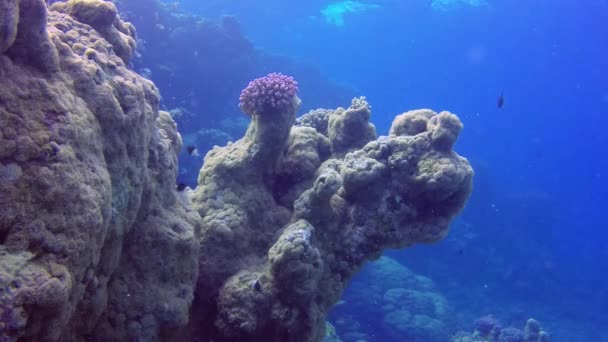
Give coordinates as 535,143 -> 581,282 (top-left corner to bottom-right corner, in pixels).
50,0 -> 137,63
297,108 -> 334,136
0,1 -> 200,341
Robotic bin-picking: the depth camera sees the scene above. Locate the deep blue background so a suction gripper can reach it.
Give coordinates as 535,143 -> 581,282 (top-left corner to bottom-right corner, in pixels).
155,0 -> 608,339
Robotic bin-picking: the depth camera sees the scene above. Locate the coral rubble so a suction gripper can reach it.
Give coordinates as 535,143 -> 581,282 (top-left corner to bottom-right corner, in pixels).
0,1 -> 473,341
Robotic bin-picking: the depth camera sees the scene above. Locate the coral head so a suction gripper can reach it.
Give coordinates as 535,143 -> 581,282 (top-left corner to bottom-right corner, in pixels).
239,72 -> 299,116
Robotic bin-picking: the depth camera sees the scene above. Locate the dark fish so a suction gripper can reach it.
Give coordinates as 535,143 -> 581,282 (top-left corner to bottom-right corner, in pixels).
252,279 -> 261,292
456,249 -> 465,256
497,92 -> 504,109
176,183 -> 187,191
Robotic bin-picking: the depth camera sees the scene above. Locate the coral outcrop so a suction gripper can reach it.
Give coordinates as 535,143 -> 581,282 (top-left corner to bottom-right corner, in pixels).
0,1 -> 200,341
0,1 -> 473,341
188,91 -> 473,340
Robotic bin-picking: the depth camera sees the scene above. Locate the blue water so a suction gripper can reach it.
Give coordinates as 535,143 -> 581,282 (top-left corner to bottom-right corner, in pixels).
124,0 -> 608,340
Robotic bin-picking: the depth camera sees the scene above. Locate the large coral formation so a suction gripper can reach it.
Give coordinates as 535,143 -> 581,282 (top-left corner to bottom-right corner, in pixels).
0,1 -> 200,341
0,1 -> 473,341
188,90 -> 473,340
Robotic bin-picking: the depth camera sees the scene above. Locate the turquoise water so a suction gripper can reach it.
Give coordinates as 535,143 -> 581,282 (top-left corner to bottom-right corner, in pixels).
120,0 -> 608,340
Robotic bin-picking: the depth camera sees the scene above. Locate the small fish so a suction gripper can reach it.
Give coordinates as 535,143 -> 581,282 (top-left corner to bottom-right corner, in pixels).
186,145 -> 200,157
176,183 -> 187,191
456,249 -> 465,256
497,92 -> 504,109
252,279 -> 262,292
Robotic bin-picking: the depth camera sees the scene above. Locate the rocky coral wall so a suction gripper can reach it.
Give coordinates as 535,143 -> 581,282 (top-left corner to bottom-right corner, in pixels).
0,1 -> 200,341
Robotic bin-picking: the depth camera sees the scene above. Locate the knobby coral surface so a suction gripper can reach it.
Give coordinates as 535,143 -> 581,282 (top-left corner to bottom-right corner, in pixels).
0,1 -> 473,341
332,256 -> 455,342
0,1 -> 200,341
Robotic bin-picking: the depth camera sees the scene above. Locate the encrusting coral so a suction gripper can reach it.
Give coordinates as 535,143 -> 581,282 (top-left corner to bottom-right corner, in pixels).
0,1 -> 473,341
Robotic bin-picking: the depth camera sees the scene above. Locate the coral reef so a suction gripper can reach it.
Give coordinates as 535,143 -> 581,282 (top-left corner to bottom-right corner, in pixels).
114,0 -> 357,190
50,0 -> 137,63
296,108 -> 334,136
296,97 -> 377,157
452,317 -> 550,342
0,1 -> 200,340
327,96 -> 376,156
0,1 -> 473,341
330,256 -> 455,342
115,0 -> 356,128
473,315 -> 501,337
187,88 -> 473,340
114,0 -> 357,189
